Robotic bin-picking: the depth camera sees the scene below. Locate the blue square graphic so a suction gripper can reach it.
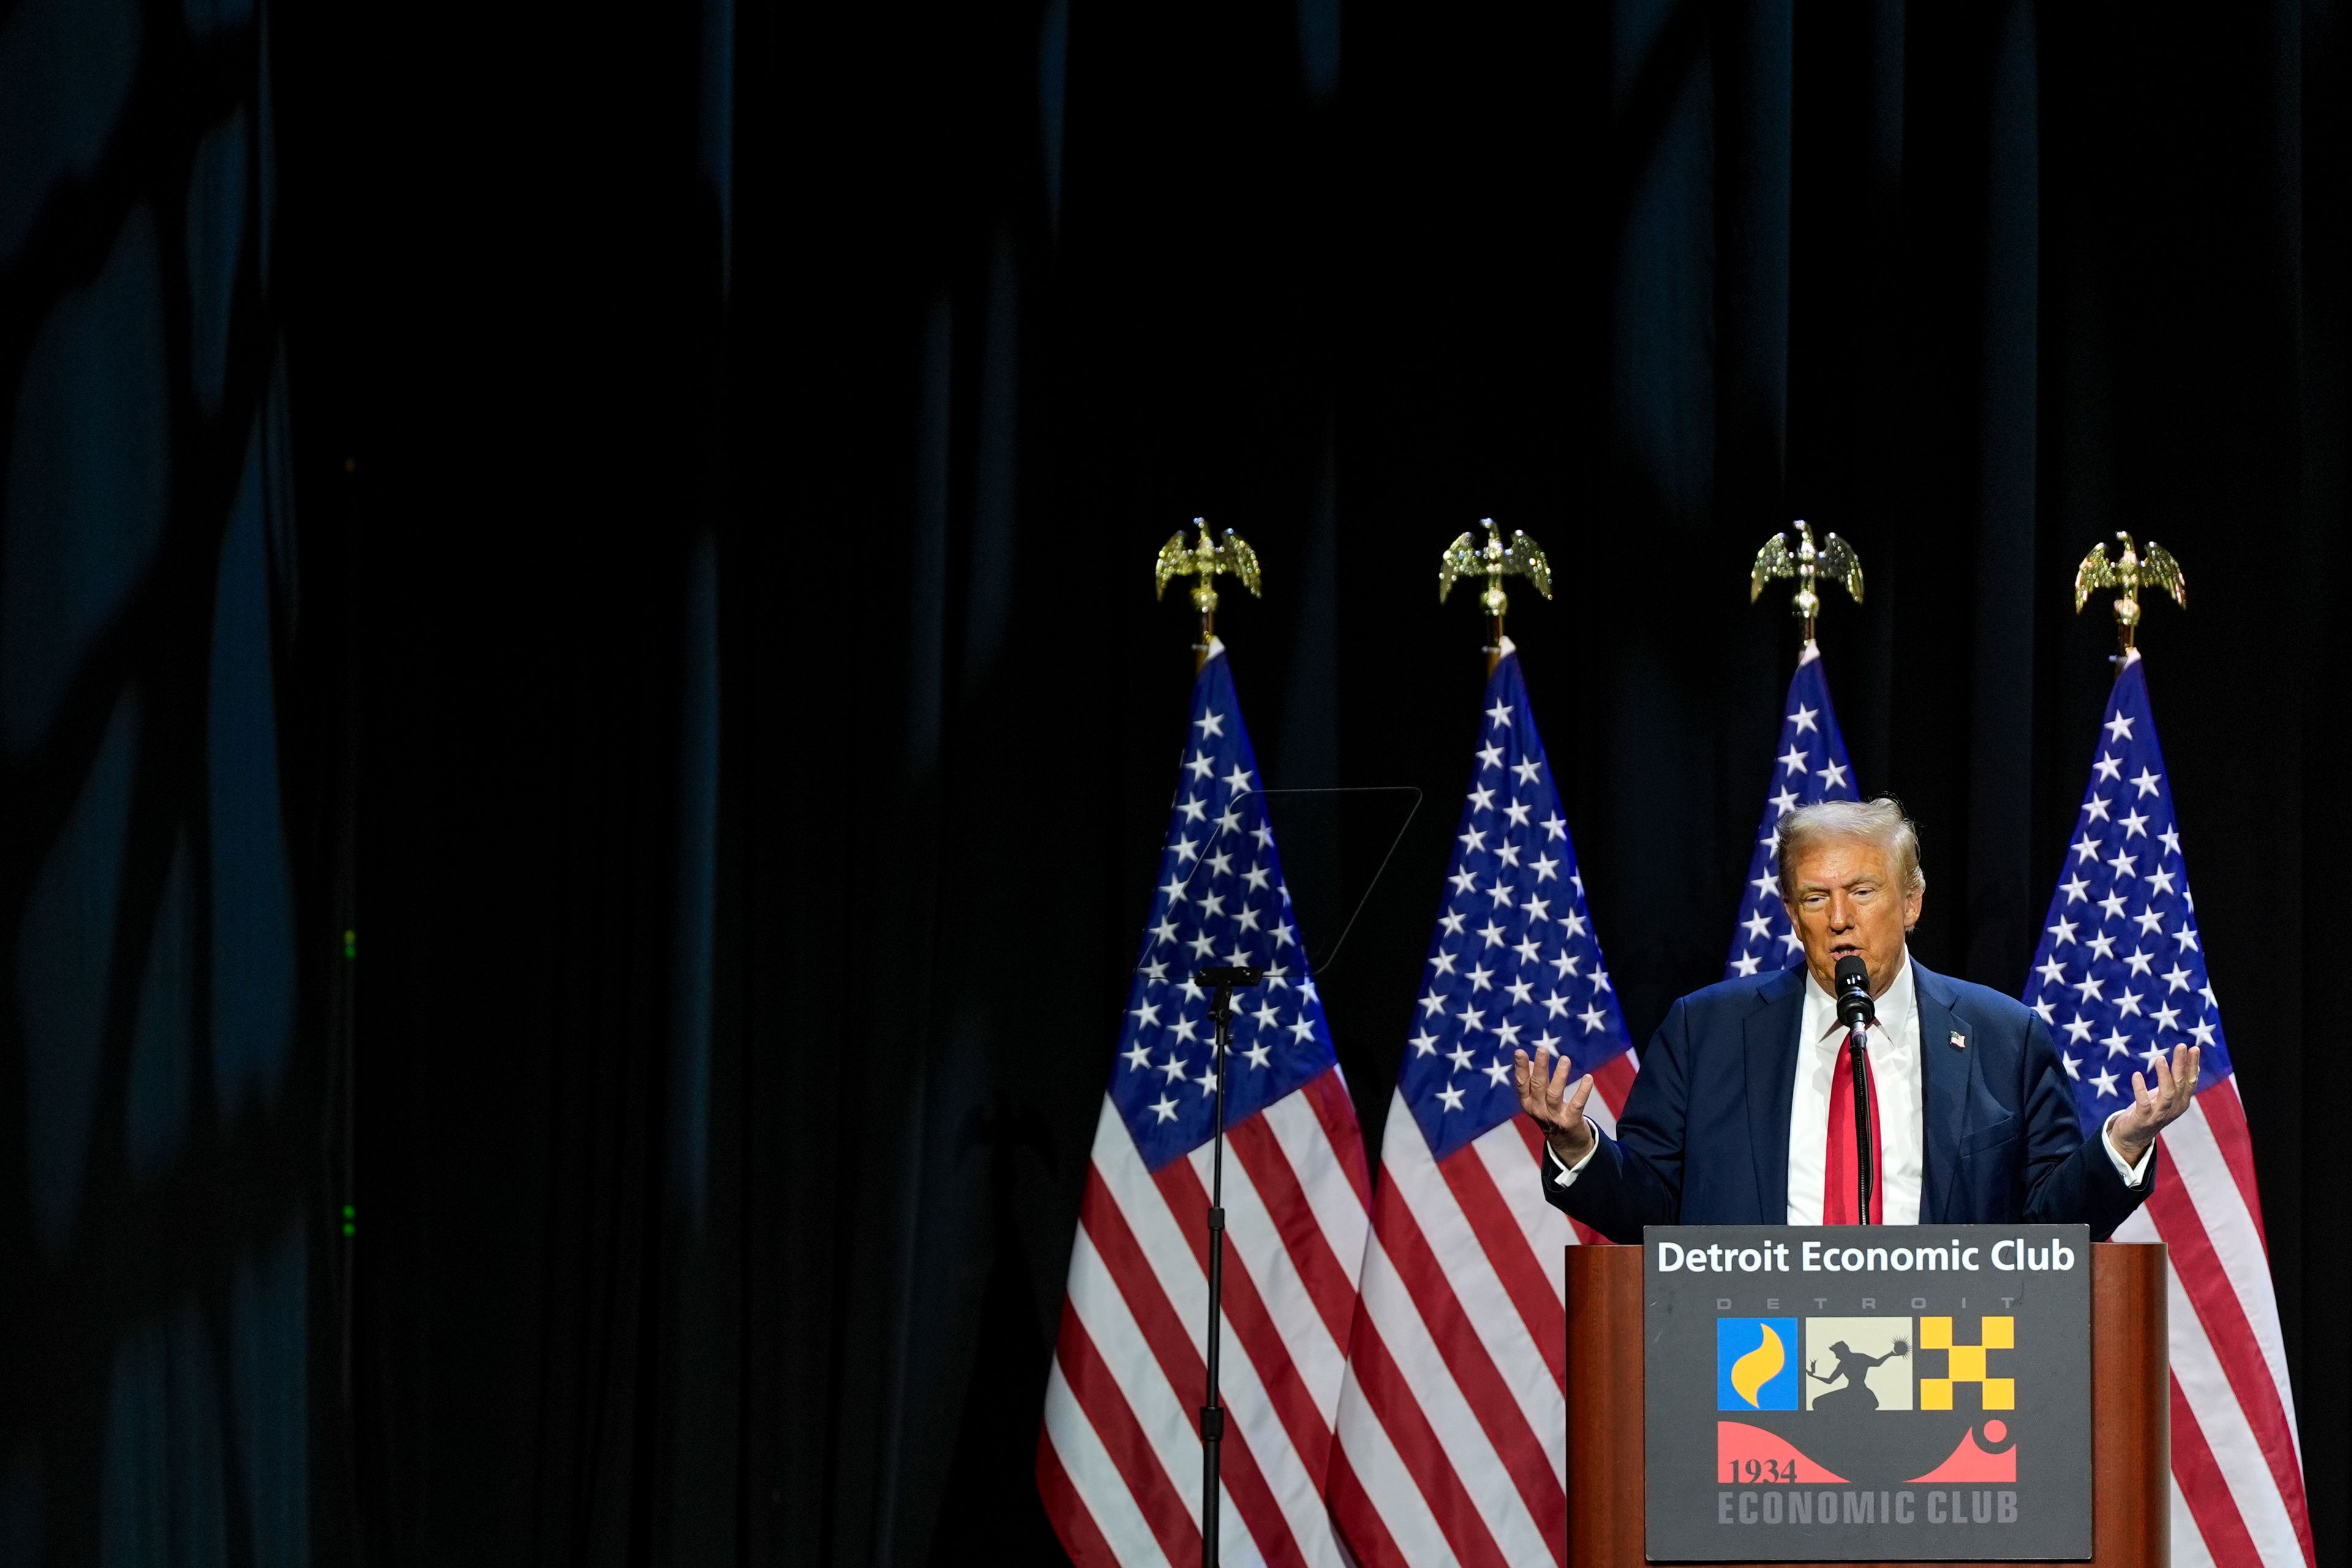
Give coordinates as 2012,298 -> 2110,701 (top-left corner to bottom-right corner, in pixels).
1716,1317 -> 1800,1411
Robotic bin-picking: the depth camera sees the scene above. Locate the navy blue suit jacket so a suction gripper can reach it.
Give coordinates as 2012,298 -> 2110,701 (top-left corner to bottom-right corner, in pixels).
1542,959 -> 2154,1242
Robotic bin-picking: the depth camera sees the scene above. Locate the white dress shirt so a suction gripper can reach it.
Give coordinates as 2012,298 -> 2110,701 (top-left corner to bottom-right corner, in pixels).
1545,949 -> 2155,1215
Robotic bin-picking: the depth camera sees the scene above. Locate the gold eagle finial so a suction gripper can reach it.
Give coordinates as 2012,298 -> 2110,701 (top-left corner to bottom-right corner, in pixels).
1439,519 -> 1551,666
2074,531 -> 2184,659
1154,520 -> 1263,663
1751,519 -> 1862,647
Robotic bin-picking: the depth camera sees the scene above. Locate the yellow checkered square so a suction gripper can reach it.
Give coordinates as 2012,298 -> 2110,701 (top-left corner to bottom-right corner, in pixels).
1914,1315 -> 2016,1411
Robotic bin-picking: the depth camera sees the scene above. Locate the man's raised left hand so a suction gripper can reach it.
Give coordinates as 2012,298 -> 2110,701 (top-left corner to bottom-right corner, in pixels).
2106,1042 -> 2200,1166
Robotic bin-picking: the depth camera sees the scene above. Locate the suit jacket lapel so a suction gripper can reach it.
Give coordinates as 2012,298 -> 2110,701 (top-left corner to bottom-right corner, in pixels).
1744,968 -> 1806,1224
1912,958 -> 1972,1223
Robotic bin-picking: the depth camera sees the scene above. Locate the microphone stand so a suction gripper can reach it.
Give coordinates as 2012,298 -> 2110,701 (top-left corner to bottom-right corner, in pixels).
1848,1028 -> 1874,1225
1195,965 -> 1260,1568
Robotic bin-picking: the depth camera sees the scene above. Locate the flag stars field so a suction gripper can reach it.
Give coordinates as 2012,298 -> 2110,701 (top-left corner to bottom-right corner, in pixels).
1398,679 -> 1630,1146
2022,674 -> 2228,1110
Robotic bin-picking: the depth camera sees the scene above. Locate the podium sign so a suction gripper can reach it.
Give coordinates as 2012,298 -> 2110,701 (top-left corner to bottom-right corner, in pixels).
1642,1225 -> 2092,1561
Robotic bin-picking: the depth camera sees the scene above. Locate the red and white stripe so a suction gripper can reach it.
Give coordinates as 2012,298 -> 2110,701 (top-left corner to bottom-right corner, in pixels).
1330,1054 -> 1637,1568
2109,1074 -> 2312,1568
1040,1069 -> 1371,1568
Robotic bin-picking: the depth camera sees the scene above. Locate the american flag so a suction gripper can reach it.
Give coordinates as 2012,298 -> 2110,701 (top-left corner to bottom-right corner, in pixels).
1038,640 -> 1371,1568
1726,644 -> 1858,979
2019,654 -> 2311,1567
1330,643 -> 1636,1568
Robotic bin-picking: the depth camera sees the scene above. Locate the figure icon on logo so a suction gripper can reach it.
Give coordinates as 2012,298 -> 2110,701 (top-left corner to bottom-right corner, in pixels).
1806,1336 -> 1909,1412
1803,1317 -> 1915,1412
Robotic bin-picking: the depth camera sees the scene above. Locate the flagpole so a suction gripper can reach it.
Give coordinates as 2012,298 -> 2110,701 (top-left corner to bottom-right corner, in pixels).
1152,524 -> 1265,1568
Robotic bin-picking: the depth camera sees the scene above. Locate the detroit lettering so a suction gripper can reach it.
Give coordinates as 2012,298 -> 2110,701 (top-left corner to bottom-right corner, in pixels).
1656,1237 -> 2078,1275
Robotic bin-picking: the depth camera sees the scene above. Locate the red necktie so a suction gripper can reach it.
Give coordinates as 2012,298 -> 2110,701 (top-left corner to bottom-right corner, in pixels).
1823,1031 -> 1884,1224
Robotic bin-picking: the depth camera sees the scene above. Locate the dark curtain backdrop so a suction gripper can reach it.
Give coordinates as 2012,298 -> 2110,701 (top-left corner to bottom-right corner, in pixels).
29,0 -> 2322,1564
0,0 -> 345,1562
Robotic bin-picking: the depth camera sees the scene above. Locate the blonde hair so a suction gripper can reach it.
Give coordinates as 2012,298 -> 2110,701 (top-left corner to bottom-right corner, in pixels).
1774,796 -> 1925,899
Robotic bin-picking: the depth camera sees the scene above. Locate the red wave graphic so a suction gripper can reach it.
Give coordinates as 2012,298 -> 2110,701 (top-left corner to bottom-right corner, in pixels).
1716,1422 -> 1850,1483
1908,1426 -> 2018,1483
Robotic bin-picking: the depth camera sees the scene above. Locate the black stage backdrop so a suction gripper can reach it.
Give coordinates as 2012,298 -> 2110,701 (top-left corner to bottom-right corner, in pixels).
12,0 -> 2335,1563
0,0 -> 343,1562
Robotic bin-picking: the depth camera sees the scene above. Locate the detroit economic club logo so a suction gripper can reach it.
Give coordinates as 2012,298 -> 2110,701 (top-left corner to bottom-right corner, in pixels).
1714,1315 -> 2019,1501
1643,1229 -> 2090,1557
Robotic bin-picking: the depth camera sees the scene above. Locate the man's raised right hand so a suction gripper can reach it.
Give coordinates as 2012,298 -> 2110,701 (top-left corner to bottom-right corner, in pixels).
1511,1046 -> 1597,1166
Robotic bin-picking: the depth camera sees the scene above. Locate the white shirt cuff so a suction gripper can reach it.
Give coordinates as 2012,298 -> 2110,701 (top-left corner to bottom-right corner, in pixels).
1544,1118 -> 1603,1188
2099,1110 -> 2155,1188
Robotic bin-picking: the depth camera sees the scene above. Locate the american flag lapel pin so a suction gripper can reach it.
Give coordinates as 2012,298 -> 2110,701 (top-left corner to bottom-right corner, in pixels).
1949,1029 -> 1967,1050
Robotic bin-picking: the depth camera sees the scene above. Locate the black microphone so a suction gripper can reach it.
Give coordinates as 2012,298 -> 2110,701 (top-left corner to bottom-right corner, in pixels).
1196,967 -> 1263,989
1833,954 -> 1875,1032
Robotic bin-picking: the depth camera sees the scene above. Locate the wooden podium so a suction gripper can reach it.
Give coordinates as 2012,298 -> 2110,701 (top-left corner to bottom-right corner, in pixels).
1564,1242 -> 2169,1567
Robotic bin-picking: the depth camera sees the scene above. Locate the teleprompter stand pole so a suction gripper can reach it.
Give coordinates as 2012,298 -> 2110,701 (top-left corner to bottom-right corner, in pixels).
1194,965 -> 1262,1568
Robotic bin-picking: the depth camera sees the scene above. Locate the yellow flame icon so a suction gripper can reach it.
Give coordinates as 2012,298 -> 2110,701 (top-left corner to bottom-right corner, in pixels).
1730,1324 -> 1785,1408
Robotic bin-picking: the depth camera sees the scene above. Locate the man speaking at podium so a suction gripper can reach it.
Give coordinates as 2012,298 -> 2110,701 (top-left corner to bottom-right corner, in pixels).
1512,798 -> 2198,1240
